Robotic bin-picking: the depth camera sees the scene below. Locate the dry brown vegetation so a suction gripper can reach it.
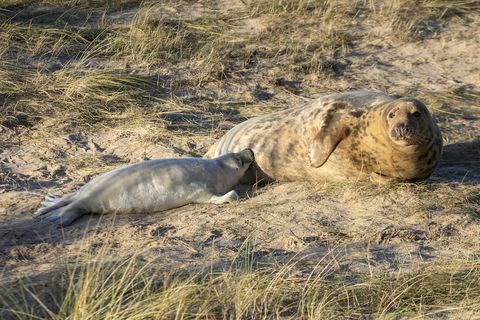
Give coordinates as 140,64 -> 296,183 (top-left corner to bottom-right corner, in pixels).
0,0 -> 479,319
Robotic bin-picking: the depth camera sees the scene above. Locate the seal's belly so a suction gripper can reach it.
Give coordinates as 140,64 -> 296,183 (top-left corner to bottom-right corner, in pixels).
206,118 -> 355,182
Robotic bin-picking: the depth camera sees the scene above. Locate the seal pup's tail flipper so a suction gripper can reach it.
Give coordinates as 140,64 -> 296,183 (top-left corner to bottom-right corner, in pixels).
33,193 -> 75,218
39,193 -> 63,208
35,203 -> 84,227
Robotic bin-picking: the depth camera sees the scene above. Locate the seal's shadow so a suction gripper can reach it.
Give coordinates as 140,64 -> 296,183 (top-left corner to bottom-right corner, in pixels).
234,184 -> 260,200
431,140 -> 480,183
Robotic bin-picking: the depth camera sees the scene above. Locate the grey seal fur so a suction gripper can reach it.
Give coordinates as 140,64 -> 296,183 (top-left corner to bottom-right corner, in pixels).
34,149 -> 254,226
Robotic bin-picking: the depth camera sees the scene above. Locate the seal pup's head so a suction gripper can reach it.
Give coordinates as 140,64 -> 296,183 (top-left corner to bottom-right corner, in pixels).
383,98 -> 435,147
218,148 -> 255,172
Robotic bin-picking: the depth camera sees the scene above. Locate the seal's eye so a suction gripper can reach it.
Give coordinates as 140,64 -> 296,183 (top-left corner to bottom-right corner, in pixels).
388,112 -> 395,119
237,157 -> 243,167
412,111 -> 421,117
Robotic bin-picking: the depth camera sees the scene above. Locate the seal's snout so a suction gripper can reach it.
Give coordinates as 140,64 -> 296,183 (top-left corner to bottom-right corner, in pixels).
392,123 -> 413,139
389,121 -> 429,146
239,148 -> 255,164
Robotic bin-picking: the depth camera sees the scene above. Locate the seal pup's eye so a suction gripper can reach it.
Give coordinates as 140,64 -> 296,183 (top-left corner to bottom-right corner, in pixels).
237,157 -> 243,167
412,111 -> 421,117
388,112 -> 395,119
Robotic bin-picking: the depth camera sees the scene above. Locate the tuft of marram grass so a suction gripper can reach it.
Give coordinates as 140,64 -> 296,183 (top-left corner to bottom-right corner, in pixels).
1,0 -> 145,10
0,22 -> 89,58
2,0 -> 478,134
370,0 -> 480,40
0,2 -> 247,134
1,243 -> 480,319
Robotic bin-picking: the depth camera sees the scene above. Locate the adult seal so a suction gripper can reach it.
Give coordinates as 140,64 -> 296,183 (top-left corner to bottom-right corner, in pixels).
34,149 -> 254,226
205,90 -> 442,184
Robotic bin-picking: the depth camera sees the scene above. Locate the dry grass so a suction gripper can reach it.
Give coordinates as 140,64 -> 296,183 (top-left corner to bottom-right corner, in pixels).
1,241 -> 480,319
2,0 -> 478,133
369,0 -> 480,40
0,2 -> 248,142
1,0 -> 479,319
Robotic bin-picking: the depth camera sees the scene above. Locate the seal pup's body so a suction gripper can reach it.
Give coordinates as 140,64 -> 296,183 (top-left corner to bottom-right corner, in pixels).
34,149 -> 254,226
205,91 -> 442,184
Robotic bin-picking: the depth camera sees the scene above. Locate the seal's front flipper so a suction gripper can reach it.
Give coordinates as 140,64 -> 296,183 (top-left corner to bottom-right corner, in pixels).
206,190 -> 240,204
309,124 -> 349,168
308,102 -> 351,168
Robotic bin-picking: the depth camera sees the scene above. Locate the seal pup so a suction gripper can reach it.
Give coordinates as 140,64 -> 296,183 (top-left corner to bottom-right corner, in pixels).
205,90 -> 442,184
34,149 -> 254,226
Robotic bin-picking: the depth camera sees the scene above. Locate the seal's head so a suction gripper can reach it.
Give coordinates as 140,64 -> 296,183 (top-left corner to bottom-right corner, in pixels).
383,98 -> 433,147
220,148 -> 255,172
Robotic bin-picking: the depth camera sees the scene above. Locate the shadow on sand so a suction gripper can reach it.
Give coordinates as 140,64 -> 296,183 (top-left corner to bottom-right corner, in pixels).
431,140 -> 480,184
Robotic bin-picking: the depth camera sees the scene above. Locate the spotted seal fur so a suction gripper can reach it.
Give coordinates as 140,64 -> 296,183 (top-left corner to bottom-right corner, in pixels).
205,90 -> 442,184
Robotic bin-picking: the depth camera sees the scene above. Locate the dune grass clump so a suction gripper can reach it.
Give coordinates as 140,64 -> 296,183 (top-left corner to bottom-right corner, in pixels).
242,1 -> 359,81
104,6 -> 238,74
0,2 -> 246,134
0,23 -> 89,58
1,242 -> 480,319
1,0 -> 144,10
2,0 -> 478,133
370,0 -> 480,40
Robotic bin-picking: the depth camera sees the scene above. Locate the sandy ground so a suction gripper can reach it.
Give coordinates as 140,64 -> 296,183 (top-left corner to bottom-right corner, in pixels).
0,2 -> 479,298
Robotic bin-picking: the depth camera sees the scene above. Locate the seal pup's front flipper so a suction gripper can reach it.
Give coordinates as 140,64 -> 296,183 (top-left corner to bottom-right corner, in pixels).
196,190 -> 240,205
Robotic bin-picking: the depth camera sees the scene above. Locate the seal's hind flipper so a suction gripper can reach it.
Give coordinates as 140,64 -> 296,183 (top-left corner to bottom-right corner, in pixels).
45,193 -> 61,202
35,204 -> 84,227
39,193 -> 62,208
33,193 -> 75,218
